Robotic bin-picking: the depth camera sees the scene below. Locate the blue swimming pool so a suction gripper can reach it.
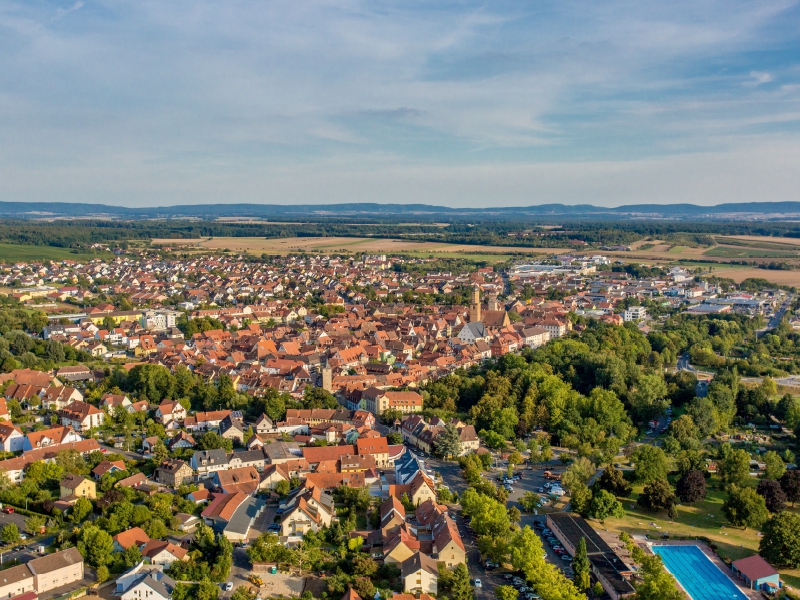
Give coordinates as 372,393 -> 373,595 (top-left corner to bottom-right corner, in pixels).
652,545 -> 748,600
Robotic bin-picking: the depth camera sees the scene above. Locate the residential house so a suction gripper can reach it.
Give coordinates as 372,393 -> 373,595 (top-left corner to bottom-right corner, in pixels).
59,474 -> 96,500
191,449 -> 229,474
401,552 -> 438,595
26,547 -> 84,594
140,540 -> 189,568
59,401 -> 104,432
0,421 -> 24,452
154,460 -> 193,488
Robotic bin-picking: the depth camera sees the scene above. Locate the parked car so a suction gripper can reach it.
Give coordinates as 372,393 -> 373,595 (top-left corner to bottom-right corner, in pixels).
561,555 -> 573,562
268,523 -> 282,532
1,507 -> 14,514
224,582 -> 234,591
474,579 -> 482,588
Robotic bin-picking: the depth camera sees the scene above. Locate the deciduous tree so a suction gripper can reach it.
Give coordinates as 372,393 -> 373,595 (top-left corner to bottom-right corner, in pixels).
760,511 -> 800,568
757,479 -> 787,513
638,478 -> 674,512
632,445 -> 668,484
676,470 -> 706,504
723,485 -> 769,529
589,489 -> 624,522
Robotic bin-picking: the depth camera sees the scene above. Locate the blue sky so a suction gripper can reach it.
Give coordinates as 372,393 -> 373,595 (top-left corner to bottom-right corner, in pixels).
1,0 -> 800,207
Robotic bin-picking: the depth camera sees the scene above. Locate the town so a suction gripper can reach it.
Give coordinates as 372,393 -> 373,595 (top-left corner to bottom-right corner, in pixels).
0,249 -> 796,600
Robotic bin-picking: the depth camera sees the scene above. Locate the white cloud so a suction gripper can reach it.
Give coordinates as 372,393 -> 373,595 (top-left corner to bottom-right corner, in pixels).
746,71 -> 774,86
0,0 -> 799,205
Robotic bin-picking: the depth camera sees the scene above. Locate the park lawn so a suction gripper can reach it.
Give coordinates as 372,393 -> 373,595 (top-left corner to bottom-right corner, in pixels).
601,478 -> 800,589
0,243 -> 112,263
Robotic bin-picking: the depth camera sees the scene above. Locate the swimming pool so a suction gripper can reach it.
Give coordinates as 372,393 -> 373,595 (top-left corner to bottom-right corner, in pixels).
652,545 -> 748,600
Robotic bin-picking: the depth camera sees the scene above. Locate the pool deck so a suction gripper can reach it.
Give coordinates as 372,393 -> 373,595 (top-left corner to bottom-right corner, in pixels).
646,540 -> 760,600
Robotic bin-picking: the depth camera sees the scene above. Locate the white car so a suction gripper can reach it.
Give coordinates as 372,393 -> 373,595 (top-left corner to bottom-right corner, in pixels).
224,582 -> 234,591
550,489 -> 565,497
474,579 -> 482,588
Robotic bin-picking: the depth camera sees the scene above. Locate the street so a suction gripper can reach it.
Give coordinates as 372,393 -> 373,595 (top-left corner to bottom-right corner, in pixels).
429,455 -> 575,599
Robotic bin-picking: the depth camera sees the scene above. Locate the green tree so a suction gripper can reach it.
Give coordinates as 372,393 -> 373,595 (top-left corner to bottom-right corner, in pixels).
561,457 -> 595,494
495,585 -> 518,600
509,527 -> 584,600
638,478 -> 675,512
96,565 -> 110,583
25,514 -> 45,535
572,538 -> 591,591
633,554 -> 684,600
197,580 -> 220,600
719,446 -> 751,486
435,423 -> 463,459
630,373 -> 669,421
763,451 -> 786,481
231,587 -> 257,600
760,511 -> 800,568
196,431 -> 233,452
1,523 -> 19,545
450,563 -> 474,600
77,525 -> 114,567
723,485 -> 769,529
519,491 -> 541,513
124,544 -> 143,568
570,483 -> 593,517
274,480 -> 291,498
589,489 -> 624,523
632,445 -> 668,483
71,497 -> 93,523
596,465 -> 632,498
669,415 -> 699,449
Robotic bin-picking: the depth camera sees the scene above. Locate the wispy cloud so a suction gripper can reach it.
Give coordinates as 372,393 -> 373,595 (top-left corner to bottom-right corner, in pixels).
746,71 -> 774,86
0,0 -> 799,206
54,1 -> 84,20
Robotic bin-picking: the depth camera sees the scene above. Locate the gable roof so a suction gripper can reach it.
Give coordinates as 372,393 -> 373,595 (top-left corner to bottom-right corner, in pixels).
732,554 -> 779,581
113,527 -> 151,549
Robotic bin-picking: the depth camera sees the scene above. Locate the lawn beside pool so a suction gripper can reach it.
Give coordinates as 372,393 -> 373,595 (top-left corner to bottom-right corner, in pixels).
600,479 -> 800,590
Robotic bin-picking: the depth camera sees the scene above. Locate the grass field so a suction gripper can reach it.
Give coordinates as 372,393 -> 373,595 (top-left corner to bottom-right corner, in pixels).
0,243 -> 110,263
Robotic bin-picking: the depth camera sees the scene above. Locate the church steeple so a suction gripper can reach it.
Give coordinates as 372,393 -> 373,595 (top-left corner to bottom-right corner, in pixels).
469,288 -> 481,323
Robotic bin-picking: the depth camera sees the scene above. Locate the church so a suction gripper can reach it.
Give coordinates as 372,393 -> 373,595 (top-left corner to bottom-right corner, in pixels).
468,288 -> 509,328
458,289 -> 510,345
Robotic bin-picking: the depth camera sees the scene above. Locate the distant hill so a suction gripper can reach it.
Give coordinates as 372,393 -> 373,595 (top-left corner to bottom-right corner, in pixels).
5,201 -> 800,221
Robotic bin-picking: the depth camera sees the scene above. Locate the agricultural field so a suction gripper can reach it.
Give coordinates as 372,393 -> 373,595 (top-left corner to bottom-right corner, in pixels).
151,236 -> 570,257
0,243 -> 111,263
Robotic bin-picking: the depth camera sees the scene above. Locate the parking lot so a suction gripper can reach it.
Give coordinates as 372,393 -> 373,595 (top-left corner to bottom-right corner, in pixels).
427,453 -> 576,598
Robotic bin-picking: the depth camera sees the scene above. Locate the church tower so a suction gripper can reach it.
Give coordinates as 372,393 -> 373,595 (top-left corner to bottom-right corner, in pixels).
469,288 -> 482,323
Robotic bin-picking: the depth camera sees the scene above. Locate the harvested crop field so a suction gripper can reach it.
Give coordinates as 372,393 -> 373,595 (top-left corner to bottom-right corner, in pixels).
151,236 -> 569,256
709,267 -> 800,286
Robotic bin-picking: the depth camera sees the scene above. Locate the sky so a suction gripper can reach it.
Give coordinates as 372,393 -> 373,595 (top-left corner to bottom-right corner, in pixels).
1,0 -> 800,208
